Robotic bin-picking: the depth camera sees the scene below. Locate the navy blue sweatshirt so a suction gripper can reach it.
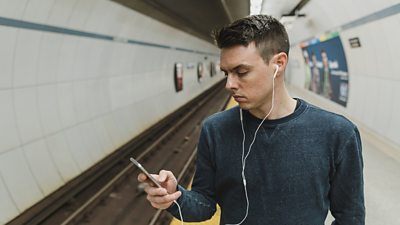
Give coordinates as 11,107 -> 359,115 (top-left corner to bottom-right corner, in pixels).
168,99 -> 365,225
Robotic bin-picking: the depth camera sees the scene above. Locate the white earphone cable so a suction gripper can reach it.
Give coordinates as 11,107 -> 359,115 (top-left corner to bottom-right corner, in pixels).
174,200 -> 184,225
226,65 -> 278,225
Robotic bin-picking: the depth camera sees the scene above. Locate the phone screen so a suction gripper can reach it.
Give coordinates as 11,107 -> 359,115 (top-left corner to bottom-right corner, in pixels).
130,157 -> 162,188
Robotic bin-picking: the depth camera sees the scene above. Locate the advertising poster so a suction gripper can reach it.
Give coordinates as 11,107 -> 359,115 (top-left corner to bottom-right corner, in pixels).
197,62 -> 204,82
210,61 -> 216,77
300,32 -> 349,107
174,63 -> 183,92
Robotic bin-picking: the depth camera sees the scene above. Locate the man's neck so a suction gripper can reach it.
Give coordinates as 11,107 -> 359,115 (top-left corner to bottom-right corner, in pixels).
249,90 -> 297,120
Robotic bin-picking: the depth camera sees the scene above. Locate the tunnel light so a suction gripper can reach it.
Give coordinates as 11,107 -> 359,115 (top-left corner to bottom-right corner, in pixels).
280,16 -> 296,30
280,10 -> 306,30
250,0 -> 263,15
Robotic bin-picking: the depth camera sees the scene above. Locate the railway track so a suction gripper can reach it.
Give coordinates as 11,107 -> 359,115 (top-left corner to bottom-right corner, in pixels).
8,81 -> 229,225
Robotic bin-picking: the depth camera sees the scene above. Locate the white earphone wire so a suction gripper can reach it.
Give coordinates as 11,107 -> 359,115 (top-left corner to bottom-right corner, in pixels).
174,200 -> 184,225
226,65 -> 278,225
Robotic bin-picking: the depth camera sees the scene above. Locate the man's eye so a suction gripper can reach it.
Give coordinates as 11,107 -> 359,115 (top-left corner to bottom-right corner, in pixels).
237,71 -> 248,76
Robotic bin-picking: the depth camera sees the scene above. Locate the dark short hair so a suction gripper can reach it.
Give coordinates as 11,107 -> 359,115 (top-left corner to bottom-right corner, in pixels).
213,15 -> 290,62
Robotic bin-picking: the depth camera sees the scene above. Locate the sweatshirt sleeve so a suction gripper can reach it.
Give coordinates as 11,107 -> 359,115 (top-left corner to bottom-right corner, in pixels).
330,127 -> 365,225
167,123 -> 217,221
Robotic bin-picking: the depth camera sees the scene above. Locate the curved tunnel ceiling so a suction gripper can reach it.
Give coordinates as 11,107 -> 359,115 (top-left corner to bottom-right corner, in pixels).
112,0 -> 250,43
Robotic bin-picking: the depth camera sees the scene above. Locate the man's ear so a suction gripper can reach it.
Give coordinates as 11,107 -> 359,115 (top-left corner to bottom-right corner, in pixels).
272,52 -> 288,69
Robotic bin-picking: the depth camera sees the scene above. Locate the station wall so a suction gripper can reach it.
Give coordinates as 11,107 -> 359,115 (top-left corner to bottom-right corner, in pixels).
0,0 -> 223,223
287,1 -> 400,152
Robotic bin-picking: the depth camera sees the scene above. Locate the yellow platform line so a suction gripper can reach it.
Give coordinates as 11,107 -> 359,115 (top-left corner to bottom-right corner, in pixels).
170,97 -> 237,225
225,97 -> 238,109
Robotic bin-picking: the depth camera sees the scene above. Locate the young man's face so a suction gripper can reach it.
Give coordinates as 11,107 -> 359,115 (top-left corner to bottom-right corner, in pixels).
220,42 -> 276,113
321,52 -> 328,67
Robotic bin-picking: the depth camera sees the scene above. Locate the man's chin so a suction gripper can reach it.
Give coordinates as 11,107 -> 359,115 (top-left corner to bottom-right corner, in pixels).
237,103 -> 251,110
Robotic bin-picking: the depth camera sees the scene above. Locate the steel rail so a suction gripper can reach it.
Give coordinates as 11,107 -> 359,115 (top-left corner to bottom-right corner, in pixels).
147,93 -> 231,225
148,146 -> 198,225
59,87 -> 222,225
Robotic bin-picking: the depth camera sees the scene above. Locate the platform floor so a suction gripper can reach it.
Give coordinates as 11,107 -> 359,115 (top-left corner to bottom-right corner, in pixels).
324,126 -> 400,225
170,96 -> 400,225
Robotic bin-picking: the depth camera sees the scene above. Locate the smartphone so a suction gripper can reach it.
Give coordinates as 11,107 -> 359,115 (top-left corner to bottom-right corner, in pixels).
130,157 -> 163,188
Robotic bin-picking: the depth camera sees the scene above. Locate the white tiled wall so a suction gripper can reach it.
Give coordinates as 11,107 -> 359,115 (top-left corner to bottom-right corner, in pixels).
68,0 -> 96,30
22,0 -> 56,23
0,149 -> 44,211
388,86 -> 400,144
0,0 -> 28,20
91,117 -> 114,154
64,125 -> 95,171
14,87 -> 43,143
23,139 -> 64,195
0,90 -> 20,153
45,132 -> 81,181
57,82 -> 78,128
37,33 -> 60,85
0,27 -> 17,89
38,84 -> 63,135
0,173 -> 19,224
57,36 -> 78,82
287,1 -> 400,147
13,30 -> 42,88
47,0 -> 77,27
0,0 -> 222,223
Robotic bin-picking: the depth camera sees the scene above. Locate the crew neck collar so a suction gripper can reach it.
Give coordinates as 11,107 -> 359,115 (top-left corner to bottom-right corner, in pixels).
242,98 -> 306,126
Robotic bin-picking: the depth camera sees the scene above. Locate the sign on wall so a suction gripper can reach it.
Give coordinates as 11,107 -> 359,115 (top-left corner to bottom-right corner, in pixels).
174,63 -> 183,92
349,37 -> 361,48
197,62 -> 204,82
210,61 -> 216,77
300,32 -> 349,107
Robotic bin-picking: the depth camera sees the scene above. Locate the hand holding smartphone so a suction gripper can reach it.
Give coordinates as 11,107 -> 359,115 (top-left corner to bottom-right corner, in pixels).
131,157 -> 184,224
130,157 -> 162,188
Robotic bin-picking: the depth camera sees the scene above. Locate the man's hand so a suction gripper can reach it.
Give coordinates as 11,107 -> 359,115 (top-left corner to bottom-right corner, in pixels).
137,170 -> 182,209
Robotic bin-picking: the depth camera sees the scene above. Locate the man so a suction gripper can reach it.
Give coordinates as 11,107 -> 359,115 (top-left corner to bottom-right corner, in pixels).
138,15 -> 365,225
311,51 -> 321,94
303,50 -> 312,90
321,49 -> 333,99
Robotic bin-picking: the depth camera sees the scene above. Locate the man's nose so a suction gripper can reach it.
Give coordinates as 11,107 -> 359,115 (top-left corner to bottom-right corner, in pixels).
225,75 -> 238,90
